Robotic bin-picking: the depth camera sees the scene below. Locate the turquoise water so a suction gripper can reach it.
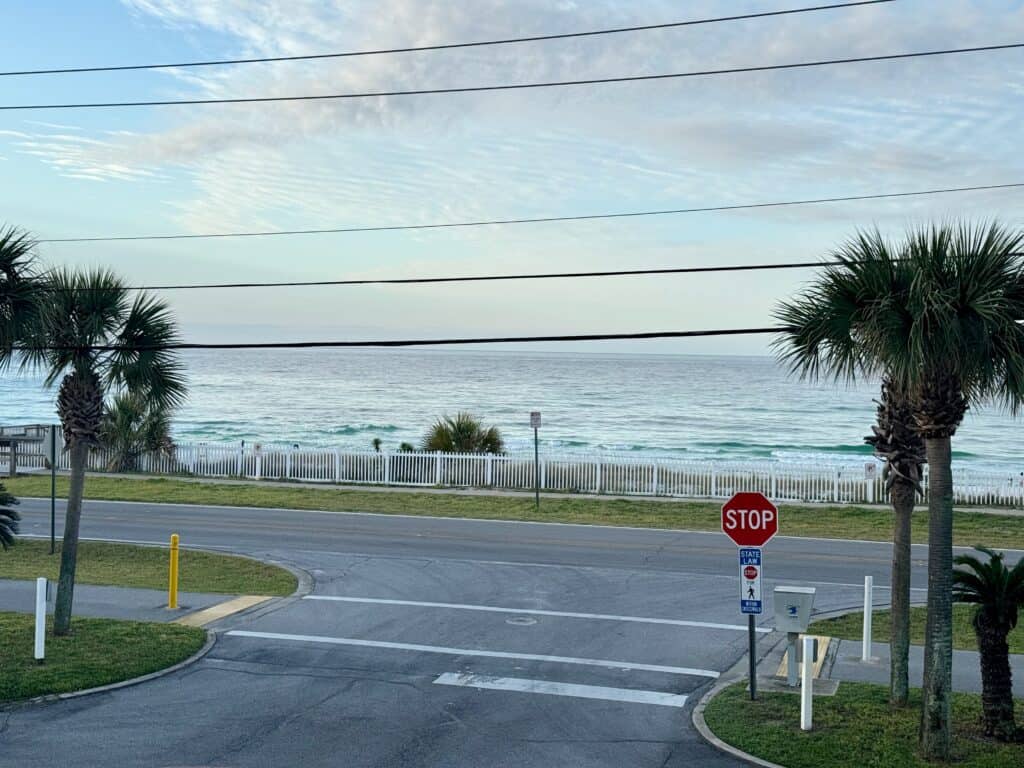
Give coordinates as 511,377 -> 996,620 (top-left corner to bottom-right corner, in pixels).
1,349 -> 1021,471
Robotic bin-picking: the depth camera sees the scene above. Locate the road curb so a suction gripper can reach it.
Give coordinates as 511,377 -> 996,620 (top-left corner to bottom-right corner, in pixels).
691,633 -> 790,768
2,628 -> 217,712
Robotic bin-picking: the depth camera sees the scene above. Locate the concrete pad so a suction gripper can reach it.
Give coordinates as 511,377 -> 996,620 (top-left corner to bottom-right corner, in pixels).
0,578 -> 228,622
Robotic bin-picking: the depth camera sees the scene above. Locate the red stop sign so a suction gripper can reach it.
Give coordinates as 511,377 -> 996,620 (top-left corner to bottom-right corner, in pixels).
743,565 -> 758,580
722,492 -> 778,547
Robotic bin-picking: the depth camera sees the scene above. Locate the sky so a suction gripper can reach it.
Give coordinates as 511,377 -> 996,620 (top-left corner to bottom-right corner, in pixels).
1,0 -> 1023,355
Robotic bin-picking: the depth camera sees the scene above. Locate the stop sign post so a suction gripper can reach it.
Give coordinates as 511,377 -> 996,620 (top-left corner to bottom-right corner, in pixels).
722,491 -> 779,701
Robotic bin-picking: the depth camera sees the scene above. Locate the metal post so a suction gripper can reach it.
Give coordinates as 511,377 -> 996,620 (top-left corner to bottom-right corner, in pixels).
862,575 -> 873,661
534,427 -> 540,510
34,577 -> 46,661
50,426 -> 57,555
168,534 -> 180,609
801,635 -> 814,730
748,614 -> 758,700
787,632 -> 799,687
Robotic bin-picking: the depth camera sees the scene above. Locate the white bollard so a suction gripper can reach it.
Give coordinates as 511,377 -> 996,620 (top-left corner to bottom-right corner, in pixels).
34,577 -> 46,661
862,575 -> 874,662
800,635 -> 814,731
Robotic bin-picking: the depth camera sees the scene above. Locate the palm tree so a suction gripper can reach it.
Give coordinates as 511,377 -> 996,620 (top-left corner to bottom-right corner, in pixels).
952,546 -> 1024,741
0,225 -> 40,363
0,483 -> 20,550
21,268 -> 186,635
774,223 -> 1024,759
422,412 -> 504,454
99,392 -> 176,472
371,437 -> 382,453
865,377 -> 925,706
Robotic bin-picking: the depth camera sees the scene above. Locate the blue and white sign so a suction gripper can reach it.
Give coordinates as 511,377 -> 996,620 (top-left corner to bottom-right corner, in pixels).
739,547 -> 763,615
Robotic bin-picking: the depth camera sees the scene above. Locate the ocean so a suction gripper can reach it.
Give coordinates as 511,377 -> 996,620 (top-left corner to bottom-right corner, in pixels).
2,349 -> 1022,472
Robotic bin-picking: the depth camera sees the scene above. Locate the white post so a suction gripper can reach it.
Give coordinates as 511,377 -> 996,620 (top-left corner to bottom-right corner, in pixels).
255,452 -> 262,481
770,465 -> 777,500
595,460 -> 602,494
236,448 -> 243,477
651,462 -> 659,496
435,451 -> 443,485
485,454 -> 493,487
710,464 -> 718,497
334,449 -> 341,483
383,453 -> 391,485
800,635 -> 814,731
540,459 -> 546,490
862,575 -> 874,661
34,577 -> 46,661
285,450 -> 292,480
866,476 -> 874,504
833,469 -> 840,502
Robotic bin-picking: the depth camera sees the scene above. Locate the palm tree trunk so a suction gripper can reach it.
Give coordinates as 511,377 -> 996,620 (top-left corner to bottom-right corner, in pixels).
52,441 -> 88,636
920,436 -> 953,760
977,621 -> 1017,741
889,479 -> 915,707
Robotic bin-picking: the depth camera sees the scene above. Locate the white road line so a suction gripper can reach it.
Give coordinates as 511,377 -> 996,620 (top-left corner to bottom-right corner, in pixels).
225,630 -> 720,678
302,594 -> 772,634
433,672 -> 689,708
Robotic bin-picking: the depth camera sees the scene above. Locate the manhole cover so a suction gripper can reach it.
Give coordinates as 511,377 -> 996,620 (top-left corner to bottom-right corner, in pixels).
505,616 -> 538,626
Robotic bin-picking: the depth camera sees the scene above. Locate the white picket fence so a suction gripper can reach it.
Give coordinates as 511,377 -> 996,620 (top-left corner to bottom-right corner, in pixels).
6,433 -> 1024,507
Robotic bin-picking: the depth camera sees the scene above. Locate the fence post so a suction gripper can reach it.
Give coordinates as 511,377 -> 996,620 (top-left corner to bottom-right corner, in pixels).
435,451 -> 443,486
255,452 -> 262,481
833,470 -> 840,502
485,454 -> 493,487
770,466 -> 777,500
866,476 -> 874,504
651,462 -> 659,496
236,448 -> 243,477
710,464 -> 717,497
285,450 -> 292,480
595,459 -> 602,494
383,453 -> 391,485
540,458 -> 547,490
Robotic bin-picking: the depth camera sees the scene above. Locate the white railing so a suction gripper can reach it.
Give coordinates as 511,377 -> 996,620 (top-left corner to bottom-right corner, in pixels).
5,433 -> 1024,508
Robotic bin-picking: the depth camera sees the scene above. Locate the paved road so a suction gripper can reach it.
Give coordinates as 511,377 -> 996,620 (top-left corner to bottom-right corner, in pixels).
3,497 -> 932,768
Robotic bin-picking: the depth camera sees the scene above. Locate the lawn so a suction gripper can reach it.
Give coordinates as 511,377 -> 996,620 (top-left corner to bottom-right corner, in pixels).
0,539 -> 296,596
810,604 -> 1024,655
0,611 -> 205,703
704,681 -> 1024,768
7,474 -> 1024,548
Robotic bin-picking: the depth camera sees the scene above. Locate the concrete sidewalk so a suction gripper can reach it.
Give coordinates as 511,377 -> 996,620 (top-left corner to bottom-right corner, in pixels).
0,578 -> 228,623
828,638 -> 1024,697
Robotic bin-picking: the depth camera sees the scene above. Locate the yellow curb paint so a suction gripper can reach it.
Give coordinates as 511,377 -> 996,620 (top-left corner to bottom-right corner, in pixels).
776,635 -> 830,680
174,595 -> 273,627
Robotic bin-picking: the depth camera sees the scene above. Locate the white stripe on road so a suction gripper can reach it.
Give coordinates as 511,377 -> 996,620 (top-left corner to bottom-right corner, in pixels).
225,630 -> 720,678
433,672 -> 689,708
302,594 -> 772,633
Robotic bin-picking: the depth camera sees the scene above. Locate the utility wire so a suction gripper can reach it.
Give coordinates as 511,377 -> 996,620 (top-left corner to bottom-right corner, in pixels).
0,1 -> 895,77
3,42 -> 1019,111
37,182 -> 1024,244
109,261 -> 842,291
16,327 -> 782,352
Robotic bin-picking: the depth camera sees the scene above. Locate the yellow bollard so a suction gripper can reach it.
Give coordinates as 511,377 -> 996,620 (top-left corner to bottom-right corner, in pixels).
168,533 -> 180,609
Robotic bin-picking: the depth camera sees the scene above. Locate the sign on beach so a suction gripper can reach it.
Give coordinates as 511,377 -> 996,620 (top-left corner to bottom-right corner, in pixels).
530,411 -> 541,429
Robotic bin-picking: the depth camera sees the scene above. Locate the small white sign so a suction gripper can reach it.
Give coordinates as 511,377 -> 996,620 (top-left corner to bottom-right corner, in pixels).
530,411 -> 541,429
864,462 -> 878,480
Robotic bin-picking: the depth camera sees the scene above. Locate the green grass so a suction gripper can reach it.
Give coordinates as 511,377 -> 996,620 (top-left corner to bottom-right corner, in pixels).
0,611 -> 205,703
809,604 -> 1024,655
6,474 -> 1024,548
0,540 -> 296,596
704,681 -> 1024,768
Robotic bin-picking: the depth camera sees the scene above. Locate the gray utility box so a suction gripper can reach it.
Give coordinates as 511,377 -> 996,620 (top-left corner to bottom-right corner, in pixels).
774,586 -> 816,634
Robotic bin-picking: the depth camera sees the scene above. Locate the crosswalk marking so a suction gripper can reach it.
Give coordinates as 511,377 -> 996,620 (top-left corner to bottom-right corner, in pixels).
433,673 -> 690,707
225,630 -> 720,678
302,594 -> 771,633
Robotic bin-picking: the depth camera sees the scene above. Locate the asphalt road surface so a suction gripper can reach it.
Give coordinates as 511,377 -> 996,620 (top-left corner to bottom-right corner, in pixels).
2,497 -> 932,768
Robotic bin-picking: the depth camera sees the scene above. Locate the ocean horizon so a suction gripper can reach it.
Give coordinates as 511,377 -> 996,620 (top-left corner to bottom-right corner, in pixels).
2,348 -> 1022,473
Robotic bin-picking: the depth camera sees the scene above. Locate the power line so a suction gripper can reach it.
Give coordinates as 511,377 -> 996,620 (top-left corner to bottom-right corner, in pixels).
0,1 -> 895,78
17,326 -> 782,352
72,260 -> 877,292
3,42 -> 1020,111
37,182 -> 1024,244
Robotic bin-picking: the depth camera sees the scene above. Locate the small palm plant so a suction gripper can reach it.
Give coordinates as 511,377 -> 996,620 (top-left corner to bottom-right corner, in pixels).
21,268 -> 186,634
422,413 -> 504,454
99,392 -> 176,472
952,546 -> 1024,742
371,437 -> 382,453
0,483 -> 20,550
